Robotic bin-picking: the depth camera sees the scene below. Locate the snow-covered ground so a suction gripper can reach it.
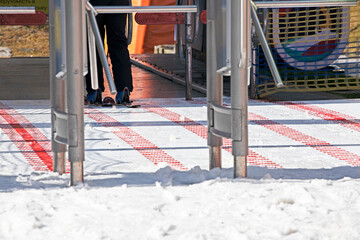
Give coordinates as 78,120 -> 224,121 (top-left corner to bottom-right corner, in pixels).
1,98 -> 360,240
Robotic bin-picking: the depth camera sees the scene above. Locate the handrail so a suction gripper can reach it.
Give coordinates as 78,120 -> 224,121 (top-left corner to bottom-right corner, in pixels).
251,2 -> 283,87
127,0 -> 133,45
0,7 -> 35,14
93,5 -> 197,14
86,3 -> 198,97
87,6 -> 117,94
189,0 -> 200,45
253,0 -> 357,8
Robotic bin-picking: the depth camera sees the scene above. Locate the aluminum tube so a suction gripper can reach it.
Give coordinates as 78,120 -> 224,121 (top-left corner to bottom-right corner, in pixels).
86,1 -> 98,15
190,0 -> 200,44
83,0 -> 88,77
49,0 -> 57,172
50,0 -> 66,175
86,14 -> 99,90
127,0 -> 133,45
209,146 -> 222,169
250,46 -> 257,99
251,4 -> 283,88
65,0 -> 85,185
127,13 -> 133,45
231,0 -> 250,178
207,0 -> 223,169
0,7 -> 35,14
234,156 -> 247,178
87,9 -> 117,94
94,5 -> 197,14
52,78 -> 67,175
226,0 -> 231,67
185,10 -> 192,100
253,0 -> 357,8
71,162 -> 84,186
178,25 -> 185,60
54,152 -> 66,175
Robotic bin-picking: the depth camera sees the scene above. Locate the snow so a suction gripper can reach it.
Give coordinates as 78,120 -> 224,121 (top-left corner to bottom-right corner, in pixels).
1,98 -> 360,239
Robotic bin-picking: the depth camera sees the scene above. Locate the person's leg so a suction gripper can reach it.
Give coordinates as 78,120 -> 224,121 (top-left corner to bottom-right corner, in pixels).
106,0 -> 133,93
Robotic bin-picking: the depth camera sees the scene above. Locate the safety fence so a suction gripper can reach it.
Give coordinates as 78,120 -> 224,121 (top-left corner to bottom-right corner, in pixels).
253,4 -> 360,97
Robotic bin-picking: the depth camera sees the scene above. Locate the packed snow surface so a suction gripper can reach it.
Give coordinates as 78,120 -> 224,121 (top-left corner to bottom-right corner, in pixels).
1,98 -> 360,239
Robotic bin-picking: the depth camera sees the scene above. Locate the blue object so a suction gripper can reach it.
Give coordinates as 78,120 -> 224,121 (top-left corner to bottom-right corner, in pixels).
87,89 -> 102,104
115,87 -> 130,104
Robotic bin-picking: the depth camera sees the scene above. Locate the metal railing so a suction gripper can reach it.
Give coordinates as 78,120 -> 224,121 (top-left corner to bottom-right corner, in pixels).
253,0 -> 357,8
207,0 -> 357,178
50,0 -> 199,185
93,5 -> 197,14
0,7 -> 35,14
86,3 -> 198,99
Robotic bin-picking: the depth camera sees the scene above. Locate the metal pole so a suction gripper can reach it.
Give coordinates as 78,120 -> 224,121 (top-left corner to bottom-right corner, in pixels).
83,0 -> 88,77
87,8 -> 117,94
250,44 -> 258,99
50,0 -> 66,175
94,5 -> 197,14
65,0 -> 85,185
231,0 -> 250,178
0,7 -> 35,14
253,0 -> 357,8
207,0 -> 223,169
86,13 -> 99,90
185,0 -> 192,100
176,24 -> 184,59
250,3 -> 283,87
127,0 -> 133,45
226,0 -> 231,67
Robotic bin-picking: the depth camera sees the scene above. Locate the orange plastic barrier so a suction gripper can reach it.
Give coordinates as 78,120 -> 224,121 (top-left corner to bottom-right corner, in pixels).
128,0 -> 176,54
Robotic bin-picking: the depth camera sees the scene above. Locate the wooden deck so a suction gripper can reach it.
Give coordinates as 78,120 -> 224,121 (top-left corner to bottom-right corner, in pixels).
0,56 -> 205,100
1,55 -> 342,101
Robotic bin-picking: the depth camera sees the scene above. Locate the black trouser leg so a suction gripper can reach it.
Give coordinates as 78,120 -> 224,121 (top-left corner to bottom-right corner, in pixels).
106,0 -> 133,92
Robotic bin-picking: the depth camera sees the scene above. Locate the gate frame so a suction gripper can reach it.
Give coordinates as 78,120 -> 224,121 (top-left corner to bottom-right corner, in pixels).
49,0 -> 198,186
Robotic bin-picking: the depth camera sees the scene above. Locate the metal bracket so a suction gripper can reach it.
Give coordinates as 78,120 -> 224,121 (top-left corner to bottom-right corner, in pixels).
53,109 -> 68,145
209,102 -> 242,140
208,65 -> 242,140
56,70 -> 66,80
53,109 -> 78,147
209,102 -> 232,138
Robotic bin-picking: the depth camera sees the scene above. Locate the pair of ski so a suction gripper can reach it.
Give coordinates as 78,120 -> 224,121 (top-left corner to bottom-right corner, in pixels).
85,96 -> 140,108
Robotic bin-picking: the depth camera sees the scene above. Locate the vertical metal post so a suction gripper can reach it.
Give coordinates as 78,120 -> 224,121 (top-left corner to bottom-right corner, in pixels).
207,0 -> 222,169
250,45 -> 258,99
65,0 -> 85,185
231,0 -> 250,178
86,10 -> 99,90
185,0 -> 192,100
226,0 -> 231,67
50,0 -> 66,175
251,4 -> 283,87
83,0 -> 88,77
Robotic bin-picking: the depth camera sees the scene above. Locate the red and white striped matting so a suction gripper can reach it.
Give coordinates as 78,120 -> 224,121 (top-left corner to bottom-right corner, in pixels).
1,98 -> 360,173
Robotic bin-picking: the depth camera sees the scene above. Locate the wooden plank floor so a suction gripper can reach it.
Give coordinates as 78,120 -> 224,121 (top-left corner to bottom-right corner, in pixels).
130,54 -> 231,96
0,57 -> 205,100
104,64 -> 205,99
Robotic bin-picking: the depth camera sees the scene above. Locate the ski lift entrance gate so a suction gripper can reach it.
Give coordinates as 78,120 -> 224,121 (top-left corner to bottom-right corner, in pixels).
48,0 -> 198,185
47,0 -> 356,186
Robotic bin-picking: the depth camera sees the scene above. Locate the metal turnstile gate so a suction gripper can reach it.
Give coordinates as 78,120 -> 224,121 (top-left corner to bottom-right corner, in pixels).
49,0 -> 198,185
